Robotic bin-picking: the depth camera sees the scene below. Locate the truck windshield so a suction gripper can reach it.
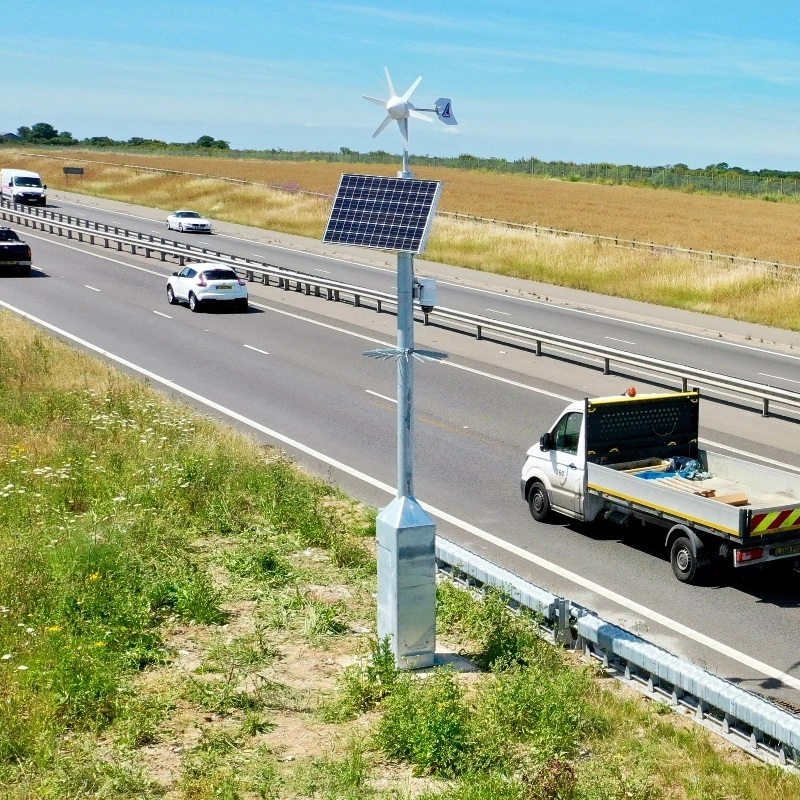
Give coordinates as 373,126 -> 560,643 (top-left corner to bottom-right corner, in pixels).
13,177 -> 42,187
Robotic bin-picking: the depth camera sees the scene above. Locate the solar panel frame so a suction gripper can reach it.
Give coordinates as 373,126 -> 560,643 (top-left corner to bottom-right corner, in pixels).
323,174 -> 443,254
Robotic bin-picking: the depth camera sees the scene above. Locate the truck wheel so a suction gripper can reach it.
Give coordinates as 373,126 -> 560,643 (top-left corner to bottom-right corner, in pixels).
670,536 -> 698,583
528,482 -> 552,522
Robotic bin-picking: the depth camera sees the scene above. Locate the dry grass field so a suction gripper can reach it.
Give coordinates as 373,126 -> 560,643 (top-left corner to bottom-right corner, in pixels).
11,148 -> 800,264
3,149 -> 800,330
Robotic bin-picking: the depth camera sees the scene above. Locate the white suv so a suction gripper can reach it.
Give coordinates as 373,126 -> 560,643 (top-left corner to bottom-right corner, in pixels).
166,263 -> 248,312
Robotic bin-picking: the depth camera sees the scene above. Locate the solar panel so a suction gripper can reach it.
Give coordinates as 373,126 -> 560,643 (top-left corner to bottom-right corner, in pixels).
323,174 -> 443,254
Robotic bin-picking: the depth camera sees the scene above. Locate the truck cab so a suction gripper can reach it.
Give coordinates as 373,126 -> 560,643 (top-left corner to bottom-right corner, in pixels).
527,402 -> 587,518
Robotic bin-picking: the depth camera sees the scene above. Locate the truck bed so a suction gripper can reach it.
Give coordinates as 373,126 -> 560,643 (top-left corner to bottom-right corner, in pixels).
587,450 -> 800,542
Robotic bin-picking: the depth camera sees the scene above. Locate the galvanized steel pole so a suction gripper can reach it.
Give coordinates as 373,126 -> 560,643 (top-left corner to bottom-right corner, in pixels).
375,156 -> 437,670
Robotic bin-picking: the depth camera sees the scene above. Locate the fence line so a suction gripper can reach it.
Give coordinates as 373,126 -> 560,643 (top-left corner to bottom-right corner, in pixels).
10,146 -> 800,196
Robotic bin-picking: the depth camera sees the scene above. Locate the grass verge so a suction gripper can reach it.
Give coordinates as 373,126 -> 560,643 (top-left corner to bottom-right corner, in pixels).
1,310 -> 799,798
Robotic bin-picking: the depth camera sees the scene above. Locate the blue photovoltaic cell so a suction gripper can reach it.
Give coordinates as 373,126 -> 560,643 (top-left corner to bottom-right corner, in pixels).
323,174 -> 442,253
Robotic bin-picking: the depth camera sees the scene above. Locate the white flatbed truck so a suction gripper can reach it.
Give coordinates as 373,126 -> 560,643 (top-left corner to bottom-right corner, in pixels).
520,390 -> 800,583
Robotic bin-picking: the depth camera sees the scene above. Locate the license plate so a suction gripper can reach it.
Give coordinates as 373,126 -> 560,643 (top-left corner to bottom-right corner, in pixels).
774,544 -> 800,557
218,284 -> 232,290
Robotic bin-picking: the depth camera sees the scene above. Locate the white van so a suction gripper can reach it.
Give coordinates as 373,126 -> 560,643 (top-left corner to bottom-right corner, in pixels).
0,169 -> 47,206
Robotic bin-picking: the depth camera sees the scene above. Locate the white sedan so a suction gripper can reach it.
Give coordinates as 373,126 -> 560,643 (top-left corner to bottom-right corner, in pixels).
166,210 -> 213,233
166,263 -> 248,312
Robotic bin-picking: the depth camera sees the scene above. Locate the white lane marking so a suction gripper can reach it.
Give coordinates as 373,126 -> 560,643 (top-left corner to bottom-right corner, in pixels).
438,277 -> 800,362
46,199 -> 800,361
315,268 -> 332,274
153,311 -> 172,319
243,344 -> 270,355
251,301 -> 575,402
486,308 -> 512,316
2,298 -> 797,691
759,372 -> 800,386
84,285 -> 100,292
366,390 -> 396,403
431,357 -> 573,401
605,336 -> 636,345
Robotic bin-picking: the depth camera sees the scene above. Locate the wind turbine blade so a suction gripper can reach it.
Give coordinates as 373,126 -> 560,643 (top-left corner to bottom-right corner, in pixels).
372,115 -> 393,138
363,95 -> 388,107
384,67 -> 396,97
397,117 -> 409,142
401,76 -> 422,102
408,109 -> 433,122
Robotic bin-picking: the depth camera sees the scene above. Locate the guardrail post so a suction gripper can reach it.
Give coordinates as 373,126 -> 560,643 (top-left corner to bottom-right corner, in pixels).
262,274 -> 269,285
681,377 -> 688,392
423,310 -> 429,325
536,340 -> 542,356
603,357 -> 610,374
555,597 -> 573,646
762,398 -> 770,417
246,270 -> 254,282
354,293 -> 361,307
376,298 -> 382,312
476,324 -> 482,340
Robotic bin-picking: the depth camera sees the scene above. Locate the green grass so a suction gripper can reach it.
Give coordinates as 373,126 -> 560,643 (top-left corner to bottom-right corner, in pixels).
3,310 -> 800,798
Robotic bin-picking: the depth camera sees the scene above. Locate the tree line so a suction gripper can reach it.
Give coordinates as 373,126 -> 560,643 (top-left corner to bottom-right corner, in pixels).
2,122 -> 229,150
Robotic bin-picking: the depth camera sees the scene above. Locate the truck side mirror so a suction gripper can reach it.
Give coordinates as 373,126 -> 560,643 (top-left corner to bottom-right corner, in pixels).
43,184 -> 47,190
539,432 -> 551,451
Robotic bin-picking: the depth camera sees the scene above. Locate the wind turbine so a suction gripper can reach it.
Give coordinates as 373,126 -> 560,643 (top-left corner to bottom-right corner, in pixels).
364,67 -> 457,177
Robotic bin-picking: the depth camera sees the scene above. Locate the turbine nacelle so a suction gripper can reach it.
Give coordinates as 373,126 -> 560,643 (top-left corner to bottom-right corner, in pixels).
387,95 -> 416,121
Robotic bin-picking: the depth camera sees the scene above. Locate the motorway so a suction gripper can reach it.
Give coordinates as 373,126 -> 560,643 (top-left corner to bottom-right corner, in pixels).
2,189 -> 800,707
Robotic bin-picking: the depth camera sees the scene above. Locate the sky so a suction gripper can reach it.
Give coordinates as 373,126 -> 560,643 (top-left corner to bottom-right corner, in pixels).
5,1 -> 800,170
